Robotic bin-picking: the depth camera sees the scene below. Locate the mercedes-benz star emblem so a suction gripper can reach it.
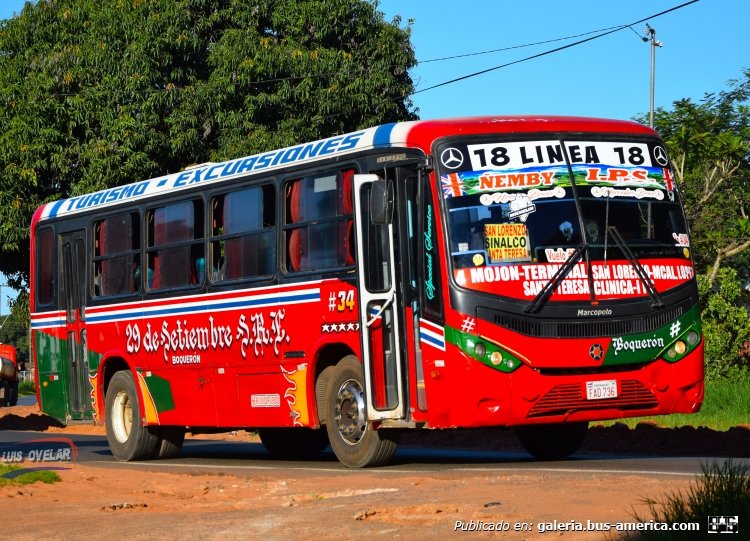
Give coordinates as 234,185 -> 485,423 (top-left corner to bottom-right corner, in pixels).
653,146 -> 669,166
440,147 -> 464,169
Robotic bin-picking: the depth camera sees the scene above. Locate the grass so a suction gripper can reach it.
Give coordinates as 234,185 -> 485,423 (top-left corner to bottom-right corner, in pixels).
18,380 -> 35,396
596,378 -> 750,431
626,459 -> 750,540
0,464 -> 61,486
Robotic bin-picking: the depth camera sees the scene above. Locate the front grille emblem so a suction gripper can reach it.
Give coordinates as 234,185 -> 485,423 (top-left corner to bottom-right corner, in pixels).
589,343 -> 604,361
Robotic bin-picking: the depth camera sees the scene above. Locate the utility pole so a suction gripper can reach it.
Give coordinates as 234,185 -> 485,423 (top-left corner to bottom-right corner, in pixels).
645,24 -> 663,128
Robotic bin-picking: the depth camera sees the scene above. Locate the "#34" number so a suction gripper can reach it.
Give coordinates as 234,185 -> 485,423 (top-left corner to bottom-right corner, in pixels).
336,290 -> 355,312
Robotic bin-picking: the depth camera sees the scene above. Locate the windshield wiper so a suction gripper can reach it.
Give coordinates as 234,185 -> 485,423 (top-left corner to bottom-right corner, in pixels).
524,244 -> 586,314
606,225 -> 663,308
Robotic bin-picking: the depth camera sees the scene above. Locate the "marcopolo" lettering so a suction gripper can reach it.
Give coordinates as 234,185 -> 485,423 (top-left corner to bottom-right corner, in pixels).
577,308 -> 613,317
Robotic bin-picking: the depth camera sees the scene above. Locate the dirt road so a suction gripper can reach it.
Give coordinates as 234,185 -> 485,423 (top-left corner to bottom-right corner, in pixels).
2,405 -> 747,540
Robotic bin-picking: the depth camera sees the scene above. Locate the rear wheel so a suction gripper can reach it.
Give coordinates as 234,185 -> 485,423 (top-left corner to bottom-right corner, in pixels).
515,422 -> 589,460
105,371 -> 159,461
324,355 -> 398,468
154,427 -> 186,459
258,427 -> 329,458
6,380 -> 18,407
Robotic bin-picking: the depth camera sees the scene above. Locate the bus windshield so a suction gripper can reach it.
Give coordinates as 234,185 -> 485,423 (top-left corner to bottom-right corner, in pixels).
439,136 -> 693,302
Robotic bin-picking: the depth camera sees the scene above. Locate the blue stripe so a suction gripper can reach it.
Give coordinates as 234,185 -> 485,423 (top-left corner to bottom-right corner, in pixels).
420,331 -> 445,348
31,320 -> 66,329
86,292 -> 320,324
373,123 -> 397,147
47,200 -> 66,219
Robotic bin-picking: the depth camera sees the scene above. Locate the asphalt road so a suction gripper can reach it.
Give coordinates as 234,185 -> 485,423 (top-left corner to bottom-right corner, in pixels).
1,429 -> 745,478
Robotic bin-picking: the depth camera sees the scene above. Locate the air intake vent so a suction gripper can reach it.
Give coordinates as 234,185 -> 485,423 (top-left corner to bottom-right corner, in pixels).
527,380 -> 658,417
479,299 -> 691,339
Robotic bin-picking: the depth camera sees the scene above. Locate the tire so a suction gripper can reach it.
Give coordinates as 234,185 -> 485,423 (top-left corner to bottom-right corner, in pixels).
324,355 -> 398,468
257,427 -> 329,458
0,380 -> 7,407
7,380 -> 18,407
105,371 -> 159,461
154,427 -> 186,459
515,422 -> 589,460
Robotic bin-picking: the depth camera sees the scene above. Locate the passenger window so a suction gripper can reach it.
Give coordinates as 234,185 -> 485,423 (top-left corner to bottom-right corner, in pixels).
285,169 -> 354,272
36,226 -> 56,306
93,213 -> 140,297
146,200 -> 204,290
211,184 -> 276,281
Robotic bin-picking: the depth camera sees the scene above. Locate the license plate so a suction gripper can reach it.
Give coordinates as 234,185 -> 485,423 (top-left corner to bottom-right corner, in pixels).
585,380 -> 618,400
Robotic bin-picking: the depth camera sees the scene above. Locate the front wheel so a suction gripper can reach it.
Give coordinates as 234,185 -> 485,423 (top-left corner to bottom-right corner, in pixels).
324,355 -> 398,468
105,371 -> 159,461
515,422 -> 589,460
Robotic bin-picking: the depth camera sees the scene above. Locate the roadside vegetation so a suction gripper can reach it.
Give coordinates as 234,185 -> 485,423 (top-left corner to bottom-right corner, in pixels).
0,464 -> 61,487
597,377 -> 750,431
18,380 -> 34,396
626,460 -> 750,540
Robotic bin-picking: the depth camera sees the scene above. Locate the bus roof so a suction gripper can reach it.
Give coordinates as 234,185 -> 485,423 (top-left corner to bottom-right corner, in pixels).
34,115 -> 656,223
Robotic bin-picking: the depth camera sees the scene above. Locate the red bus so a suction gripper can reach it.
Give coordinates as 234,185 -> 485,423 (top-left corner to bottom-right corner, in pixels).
30,116 -> 704,466
0,343 -> 19,407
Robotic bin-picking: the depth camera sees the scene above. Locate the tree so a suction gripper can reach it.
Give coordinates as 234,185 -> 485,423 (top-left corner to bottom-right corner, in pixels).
650,70 -> 750,285
647,70 -> 750,380
698,267 -> 750,380
0,0 -> 417,291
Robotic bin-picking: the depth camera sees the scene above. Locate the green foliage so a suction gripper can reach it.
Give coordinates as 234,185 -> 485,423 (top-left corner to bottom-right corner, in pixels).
649,70 -> 750,279
698,268 -> 750,381
630,460 -> 750,540
599,377 -> 750,430
0,0 -> 417,286
18,379 -> 35,395
0,464 -> 61,486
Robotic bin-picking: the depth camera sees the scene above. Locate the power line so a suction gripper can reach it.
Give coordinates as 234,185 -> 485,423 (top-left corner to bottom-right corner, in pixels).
413,0 -> 700,95
418,24 -> 627,64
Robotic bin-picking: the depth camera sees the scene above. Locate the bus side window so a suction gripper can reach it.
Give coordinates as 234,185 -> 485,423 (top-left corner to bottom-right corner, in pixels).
93,212 -> 140,297
211,184 -> 276,282
285,169 -> 354,273
147,200 -> 204,290
35,226 -> 56,307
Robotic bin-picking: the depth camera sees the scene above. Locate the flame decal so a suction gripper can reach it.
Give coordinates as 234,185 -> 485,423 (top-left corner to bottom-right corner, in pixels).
136,372 -> 160,424
89,373 -> 100,424
282,363 -> 309,427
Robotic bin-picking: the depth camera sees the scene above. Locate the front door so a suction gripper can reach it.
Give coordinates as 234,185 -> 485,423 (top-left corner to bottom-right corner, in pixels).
353,174 -> 406,421
60,230 -> 92,419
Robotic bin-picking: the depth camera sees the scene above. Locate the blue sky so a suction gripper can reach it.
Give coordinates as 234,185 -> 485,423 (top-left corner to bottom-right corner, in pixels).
0,0 -> 747,313
377,0 -> 749,120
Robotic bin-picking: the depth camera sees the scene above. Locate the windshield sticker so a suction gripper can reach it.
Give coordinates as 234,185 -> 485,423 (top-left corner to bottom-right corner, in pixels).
440,165 -> 672,199
479,186 -> 565,206
508,195 -> 535,221
453,260 -> 694,301
484,223 -> 531,263
673,233 -> 690,247
591,186 -> 665,200
545,248 -> 577,262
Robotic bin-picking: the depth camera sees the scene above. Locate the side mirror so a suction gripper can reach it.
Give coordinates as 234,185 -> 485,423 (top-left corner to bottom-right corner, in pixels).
370,180 -> 394,225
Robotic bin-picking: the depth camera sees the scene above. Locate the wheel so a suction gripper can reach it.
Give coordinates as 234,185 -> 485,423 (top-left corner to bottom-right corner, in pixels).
0,380 -> 7,407
154,427 -> 186,459
324,355 -> 398,468
257,427 -> 329,458
7,380 -> 18,407
105,371 -> 159,461
515,422 -> 589,460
